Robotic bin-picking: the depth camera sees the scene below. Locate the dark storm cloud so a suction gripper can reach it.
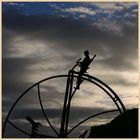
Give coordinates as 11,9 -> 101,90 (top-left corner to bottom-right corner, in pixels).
9,106 -> 117,122
2,57 -> 35,109
3,6 -> 138,70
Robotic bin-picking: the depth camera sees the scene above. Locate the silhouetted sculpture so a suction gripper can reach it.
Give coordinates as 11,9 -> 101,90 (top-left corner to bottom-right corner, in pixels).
2,49 -> 130,139
26,116 -> 41,138
76,50 -> 96,89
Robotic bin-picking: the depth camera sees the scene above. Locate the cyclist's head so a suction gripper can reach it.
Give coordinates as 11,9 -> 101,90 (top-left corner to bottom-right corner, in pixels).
84,50 -> 89,56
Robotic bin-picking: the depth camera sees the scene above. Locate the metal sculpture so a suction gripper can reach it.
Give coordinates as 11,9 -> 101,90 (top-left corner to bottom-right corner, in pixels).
2,51 -> 128,138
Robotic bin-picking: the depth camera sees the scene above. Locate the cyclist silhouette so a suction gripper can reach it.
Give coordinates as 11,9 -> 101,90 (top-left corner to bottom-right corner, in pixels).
76,50 -> 91,89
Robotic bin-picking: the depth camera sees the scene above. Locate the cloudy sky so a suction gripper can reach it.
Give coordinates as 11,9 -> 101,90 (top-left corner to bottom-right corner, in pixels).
2,2 -> 138,138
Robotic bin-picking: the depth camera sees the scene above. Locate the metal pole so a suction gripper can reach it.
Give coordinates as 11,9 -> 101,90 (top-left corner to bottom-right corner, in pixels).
64,70 -> 74,135
60,71 -> 71,137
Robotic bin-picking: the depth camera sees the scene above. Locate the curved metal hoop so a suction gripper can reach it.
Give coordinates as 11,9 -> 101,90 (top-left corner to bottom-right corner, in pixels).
3,73 -> 126,137
67,109 -> 119,135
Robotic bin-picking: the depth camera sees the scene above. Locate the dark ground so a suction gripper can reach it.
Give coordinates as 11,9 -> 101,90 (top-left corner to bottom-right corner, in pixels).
88,108 -> 138,138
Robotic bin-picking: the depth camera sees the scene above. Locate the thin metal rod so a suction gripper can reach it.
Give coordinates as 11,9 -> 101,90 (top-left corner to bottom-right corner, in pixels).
67,109 -> 119,135
71,79 -> 84,99
37,84 -> 59,136
65,79 -> 84,114
60,72 -> 71,137
72,58 -> 81,70
7,120 -> 31,136
65,71 -> 74,135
